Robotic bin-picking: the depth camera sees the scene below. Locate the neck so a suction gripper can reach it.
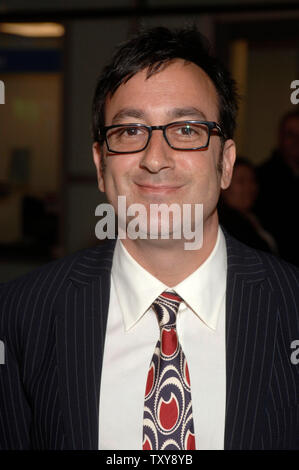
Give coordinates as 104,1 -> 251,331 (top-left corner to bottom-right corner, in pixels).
120,212 -> 219,287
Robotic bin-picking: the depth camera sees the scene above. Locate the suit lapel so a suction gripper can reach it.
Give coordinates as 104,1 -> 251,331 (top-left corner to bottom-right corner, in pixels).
223,231 -> 278,449
55,231 -> 278,450
56,240 -> 116,449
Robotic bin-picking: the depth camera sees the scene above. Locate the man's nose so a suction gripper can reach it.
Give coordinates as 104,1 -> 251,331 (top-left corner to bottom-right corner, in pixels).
139,129 -> 174,173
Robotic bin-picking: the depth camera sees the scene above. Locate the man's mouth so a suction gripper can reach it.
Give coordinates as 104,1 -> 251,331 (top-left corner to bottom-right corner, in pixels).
134,182 -> 184,194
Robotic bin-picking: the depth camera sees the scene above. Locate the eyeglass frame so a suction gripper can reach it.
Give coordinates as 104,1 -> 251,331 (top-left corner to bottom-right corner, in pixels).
99,120 -> 226,154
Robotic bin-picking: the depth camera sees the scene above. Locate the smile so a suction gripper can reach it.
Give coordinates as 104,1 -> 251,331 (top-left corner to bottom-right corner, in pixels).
135,183 -> 184,194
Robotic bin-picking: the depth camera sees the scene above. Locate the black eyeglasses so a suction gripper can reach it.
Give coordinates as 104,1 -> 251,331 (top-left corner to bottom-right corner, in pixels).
99,120 -> 226,154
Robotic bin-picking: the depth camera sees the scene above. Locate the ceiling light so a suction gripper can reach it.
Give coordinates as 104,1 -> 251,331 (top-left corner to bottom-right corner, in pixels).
0,22 -> 65,37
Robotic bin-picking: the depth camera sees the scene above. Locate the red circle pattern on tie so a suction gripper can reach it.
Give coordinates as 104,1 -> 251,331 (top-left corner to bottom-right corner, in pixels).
142,291 -> 196,450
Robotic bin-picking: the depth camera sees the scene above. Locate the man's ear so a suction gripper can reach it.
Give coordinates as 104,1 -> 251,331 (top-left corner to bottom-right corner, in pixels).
92,141 -> 105,193
220,139 -> 236,190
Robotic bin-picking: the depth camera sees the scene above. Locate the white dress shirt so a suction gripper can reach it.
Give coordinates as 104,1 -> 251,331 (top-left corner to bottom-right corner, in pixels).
99,227 -> 227,450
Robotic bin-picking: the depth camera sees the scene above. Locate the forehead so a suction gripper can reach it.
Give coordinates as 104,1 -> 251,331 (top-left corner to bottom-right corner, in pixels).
105,59 -> 219,123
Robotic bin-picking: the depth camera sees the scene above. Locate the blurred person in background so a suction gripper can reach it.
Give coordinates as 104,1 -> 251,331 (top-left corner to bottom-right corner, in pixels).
255,109 -> 299,266
219,157 -> 278,254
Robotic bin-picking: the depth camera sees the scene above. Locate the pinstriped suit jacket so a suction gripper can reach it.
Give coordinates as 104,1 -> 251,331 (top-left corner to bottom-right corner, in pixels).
0,230 -> 298,450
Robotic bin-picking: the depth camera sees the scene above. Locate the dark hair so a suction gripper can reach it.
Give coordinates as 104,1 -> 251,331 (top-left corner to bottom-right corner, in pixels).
92,26 -> 238,143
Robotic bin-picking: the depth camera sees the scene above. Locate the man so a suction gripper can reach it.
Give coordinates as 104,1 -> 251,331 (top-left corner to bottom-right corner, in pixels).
255,109 -> 299,266
218,157 -> 278,254
0,27 -> 298,450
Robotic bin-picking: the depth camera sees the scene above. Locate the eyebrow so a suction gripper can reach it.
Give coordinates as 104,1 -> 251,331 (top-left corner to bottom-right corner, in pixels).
167,107 -> 207,121
111,108 -> 145,124
111,106 -> 208,124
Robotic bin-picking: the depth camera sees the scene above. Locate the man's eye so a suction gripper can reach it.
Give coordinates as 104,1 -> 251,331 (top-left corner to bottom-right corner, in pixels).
124,127 -> 139,136
120,126 -> 145,137
178,126 -> 196,136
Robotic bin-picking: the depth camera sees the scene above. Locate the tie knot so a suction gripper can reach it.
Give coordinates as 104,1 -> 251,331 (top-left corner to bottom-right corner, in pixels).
151,291 -> 182,329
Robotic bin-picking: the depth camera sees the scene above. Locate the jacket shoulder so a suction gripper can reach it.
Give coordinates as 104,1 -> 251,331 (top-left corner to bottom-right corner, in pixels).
0,240 -> 116,349
0,239 -> 116,293
226,231 -> 299,287
225,231 -> 299,322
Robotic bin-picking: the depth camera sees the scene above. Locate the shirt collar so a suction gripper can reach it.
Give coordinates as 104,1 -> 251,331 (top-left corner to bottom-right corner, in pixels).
112,226 -> 227,332
173,227 -> 227,330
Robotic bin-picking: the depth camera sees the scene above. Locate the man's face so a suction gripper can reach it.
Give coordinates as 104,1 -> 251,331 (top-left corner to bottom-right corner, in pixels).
279,116 -> 299,173
93,59 -> 235,237
222,164 -> 258,212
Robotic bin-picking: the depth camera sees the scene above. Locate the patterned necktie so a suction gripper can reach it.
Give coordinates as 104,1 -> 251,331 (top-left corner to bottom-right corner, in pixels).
142,291 -> 196,450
